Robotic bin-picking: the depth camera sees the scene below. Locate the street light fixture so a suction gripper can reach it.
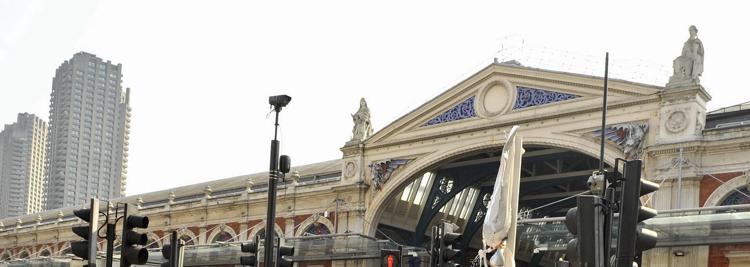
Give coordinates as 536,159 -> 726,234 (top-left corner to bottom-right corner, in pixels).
264,94 -> 292,267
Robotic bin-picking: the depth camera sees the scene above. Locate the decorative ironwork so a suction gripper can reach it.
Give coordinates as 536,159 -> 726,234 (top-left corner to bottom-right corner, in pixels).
513,86 -> 579,109
481,193 -> 491,207
369,159 -> 409,191
592,122 -> 649,160
439,177 -> 454,194
423,96 -> 476,126
474,210 -> 486,223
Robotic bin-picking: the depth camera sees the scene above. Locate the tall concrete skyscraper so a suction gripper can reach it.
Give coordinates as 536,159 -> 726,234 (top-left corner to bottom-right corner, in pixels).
45,52 -> 131,210
0,113 -> 48,218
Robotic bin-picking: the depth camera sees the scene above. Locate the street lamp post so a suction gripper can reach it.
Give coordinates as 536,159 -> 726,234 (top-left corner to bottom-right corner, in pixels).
265,95 -> 291,267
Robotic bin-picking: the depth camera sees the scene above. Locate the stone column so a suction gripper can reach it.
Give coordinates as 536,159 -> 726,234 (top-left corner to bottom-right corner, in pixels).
643,84 -> 712,267
198,226 -> 207,245
239,222 -> 248,242
284,217 -> 295,238
656,85 -> 710,145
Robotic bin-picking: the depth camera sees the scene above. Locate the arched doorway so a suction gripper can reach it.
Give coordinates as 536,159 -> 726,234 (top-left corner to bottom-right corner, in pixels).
372,145 -> 604,266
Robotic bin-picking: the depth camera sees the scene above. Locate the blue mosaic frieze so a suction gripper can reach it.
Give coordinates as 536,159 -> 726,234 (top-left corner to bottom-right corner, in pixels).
423,96 -> 476,126
513,86 -> 580,109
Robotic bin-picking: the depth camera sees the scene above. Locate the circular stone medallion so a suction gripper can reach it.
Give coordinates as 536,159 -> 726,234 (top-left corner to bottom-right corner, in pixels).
666,110 -> 688,133
476,79 -> 514,118
344,162 -> 356,178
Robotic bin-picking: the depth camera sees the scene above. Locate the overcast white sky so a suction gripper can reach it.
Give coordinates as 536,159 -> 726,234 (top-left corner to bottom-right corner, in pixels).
1,0 -> 749,195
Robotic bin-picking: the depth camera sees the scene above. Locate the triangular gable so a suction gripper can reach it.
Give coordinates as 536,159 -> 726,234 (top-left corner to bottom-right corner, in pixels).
366,62 -> 662,147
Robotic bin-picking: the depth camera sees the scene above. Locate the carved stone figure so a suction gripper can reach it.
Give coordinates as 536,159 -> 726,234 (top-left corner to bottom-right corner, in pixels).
668,25 -> 704,86
351,98 -> 373,142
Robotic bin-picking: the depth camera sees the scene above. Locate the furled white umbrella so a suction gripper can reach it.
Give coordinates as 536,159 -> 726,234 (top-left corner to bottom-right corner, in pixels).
479,125 -> 524,267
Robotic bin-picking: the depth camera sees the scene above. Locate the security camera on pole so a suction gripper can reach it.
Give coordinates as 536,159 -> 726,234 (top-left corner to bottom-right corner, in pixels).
265,94 -> 293,267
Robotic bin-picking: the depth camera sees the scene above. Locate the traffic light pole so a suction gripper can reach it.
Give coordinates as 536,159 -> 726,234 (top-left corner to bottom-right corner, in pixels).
71,198 -> 100,266
106,223 -> 116,267
119,203 -> 129,267
264,131 -> 280,267
88,199 -> 100,267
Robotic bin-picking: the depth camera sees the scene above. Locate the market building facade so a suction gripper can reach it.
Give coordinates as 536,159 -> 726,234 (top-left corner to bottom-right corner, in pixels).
2,26 -> 750,267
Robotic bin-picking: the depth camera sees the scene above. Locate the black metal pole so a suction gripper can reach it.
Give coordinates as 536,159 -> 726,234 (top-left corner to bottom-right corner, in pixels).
106,223 -> 115,267
265,110 -> 281,267
599,52 -> 609,174
600,52 -> 611,266
119,203 -> 128,267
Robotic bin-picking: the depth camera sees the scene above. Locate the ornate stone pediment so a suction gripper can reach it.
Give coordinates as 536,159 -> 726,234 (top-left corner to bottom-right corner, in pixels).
365,62 -> 660,147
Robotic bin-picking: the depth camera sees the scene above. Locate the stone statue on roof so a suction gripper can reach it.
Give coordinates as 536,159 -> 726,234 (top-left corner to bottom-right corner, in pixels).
668,25 -> 704,87
351,98 -> 373,142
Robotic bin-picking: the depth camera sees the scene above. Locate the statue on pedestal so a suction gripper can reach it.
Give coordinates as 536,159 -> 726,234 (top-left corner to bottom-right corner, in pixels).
350,98 -> 373,142
668,25 -> 704,87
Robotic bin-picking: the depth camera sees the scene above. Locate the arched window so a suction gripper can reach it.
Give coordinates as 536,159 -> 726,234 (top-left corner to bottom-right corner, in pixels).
1,251 -> 12,261
147,239 -> 160,249
179,235 -> 195,246
720,187 -> 750,212
721,187 -> 750,206
60,245 -> 72,256
254,229 -> 280,241
39,250 -> 51,257
211,231 -> 234,243
303,223 -> 331,236
18,251 -> 29,259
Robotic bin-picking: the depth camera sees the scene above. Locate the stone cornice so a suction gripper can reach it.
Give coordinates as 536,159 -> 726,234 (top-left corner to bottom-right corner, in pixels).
647,135 -> 750,158
660,84 -> 712,102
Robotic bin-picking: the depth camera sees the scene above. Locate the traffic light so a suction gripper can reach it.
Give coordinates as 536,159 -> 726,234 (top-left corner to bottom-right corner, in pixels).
239,235 -> 259,266
161,231 -> 183,267
614,159 -> 659,267
380,249 -> 401,267
564,195 -> 606,267
276,243 -> 295,267
438,224 -> 461,267
120,204 -> 150,266
71,198 -> 99,266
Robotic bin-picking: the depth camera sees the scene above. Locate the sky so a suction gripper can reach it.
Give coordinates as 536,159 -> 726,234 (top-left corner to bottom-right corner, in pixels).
1,0 -> 749,195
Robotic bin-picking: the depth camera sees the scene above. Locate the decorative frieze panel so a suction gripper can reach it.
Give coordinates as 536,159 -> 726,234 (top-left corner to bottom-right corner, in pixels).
423,96 -> 476,126
592,122 -> 649,160
369,159 -> 409,191
513,86 -> 580,110
422,86 -> 580,126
